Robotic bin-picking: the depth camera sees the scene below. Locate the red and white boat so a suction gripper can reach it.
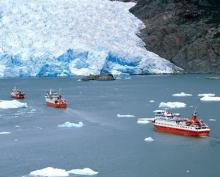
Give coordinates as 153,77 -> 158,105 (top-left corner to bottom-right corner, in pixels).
45,89 -> 67,108
153,111 -> 210,137
11,87 -> 25,99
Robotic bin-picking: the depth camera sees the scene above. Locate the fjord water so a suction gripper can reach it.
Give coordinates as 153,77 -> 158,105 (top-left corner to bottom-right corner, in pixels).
0,75 -> 220,177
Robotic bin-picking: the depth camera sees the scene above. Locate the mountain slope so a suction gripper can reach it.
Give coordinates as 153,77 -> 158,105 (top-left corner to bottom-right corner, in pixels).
117,0 -> 220,73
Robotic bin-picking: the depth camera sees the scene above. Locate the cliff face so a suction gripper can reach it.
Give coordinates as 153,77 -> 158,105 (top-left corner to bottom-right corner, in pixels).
116,0 -> 220,73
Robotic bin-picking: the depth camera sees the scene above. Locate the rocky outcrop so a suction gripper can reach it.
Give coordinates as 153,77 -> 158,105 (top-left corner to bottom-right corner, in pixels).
82,74 -> 115,81
115,0 -> 220,73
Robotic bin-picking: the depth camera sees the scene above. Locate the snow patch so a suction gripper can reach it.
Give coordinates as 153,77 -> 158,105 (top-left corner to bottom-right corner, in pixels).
0,131 -> 11,135
198,93 -> 215,97
68,168 -> 98,176
200,96 -> 220,102
172,92 -> 192,97
29,167 -> 69,177
159,102 -> 186,109
144,137 -> 154,142
0,100 -> 27,109
58,121 -> 84,128
117,114 -> 136,118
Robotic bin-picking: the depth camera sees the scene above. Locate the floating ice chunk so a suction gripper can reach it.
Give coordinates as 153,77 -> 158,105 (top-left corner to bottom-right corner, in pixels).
149,100 -> 155,103
186,169 -> 190,173
68,168 -> 98,176
58,121 -> 84,128
28,108 -> 37,114
29,167 -> 69,177
172,92 -> 192,97
117,114 -> 136,118
159,102 -> 186,109
0,100 -> 27,109
198,93 -> 215,97
0,131 -> 11,135
153,110 -> 165,113
137,118 -> 153,124
144,137 -> 154,142
209,119 -> 216,122
200,96 -> 220,102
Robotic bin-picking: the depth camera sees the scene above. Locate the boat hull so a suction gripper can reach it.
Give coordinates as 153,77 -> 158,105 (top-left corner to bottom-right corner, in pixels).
46,102 -> 67,108
154,124 -> 210,137
11,95 -> 25,99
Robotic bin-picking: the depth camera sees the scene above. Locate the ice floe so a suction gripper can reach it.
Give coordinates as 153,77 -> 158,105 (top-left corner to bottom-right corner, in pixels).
198,93 -> 215,97
28,167 -> 98,177
0,131 -> 11,135
149,100 -> 155,103
200,96 -> 220,102
159,102 -> 186,109
29,167 -> 69,177
57,121 -> 84,128
172,92 -> 192,97
209,119 -> 216,122
68,168 -> 98,176
0,100 -> 27,109
186,170 -> 190,173
116,114 -> 136,118
137,118 -> 152,124
144,137 -> 154,142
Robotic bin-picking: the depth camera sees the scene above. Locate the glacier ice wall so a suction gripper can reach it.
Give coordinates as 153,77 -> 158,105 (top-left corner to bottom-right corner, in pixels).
0,0 -> 180,77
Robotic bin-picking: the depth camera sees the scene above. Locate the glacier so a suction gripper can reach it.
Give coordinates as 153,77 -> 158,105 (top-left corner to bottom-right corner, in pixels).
0,0 -> 180,77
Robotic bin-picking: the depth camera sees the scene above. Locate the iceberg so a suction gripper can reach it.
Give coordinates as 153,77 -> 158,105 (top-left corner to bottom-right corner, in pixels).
29,167 -> 69,177
137,118 -> 151,124
0,100 -> 27,109
144,137 -> 154,142
172,92 -> 192,97
200,96 -> 220,102
68,168 -> 98,176
159,102 -> 186,109
0,0 -> 180,77
28,167 -> 98,177
117,114 -> 136,118
0,131 -> 11,135
198,93 -> 215,97
209,119 -> 216,122
57,121 -> 84,128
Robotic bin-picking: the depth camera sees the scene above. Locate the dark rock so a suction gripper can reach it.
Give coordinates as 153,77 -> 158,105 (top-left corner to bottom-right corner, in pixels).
114,0 -> 220,73
82,74 -> 115,81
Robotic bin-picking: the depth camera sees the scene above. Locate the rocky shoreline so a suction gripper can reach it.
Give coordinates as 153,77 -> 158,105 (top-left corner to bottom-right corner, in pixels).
115,0 -> 220,73
81,74 -> 115,81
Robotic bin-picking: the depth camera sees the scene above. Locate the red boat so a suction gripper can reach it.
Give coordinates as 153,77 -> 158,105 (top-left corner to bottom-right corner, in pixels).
153,111 -> 210,137
11,87 -> 25,99
45,89 -> 67,108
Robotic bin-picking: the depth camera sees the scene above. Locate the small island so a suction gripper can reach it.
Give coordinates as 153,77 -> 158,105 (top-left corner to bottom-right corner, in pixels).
82,73 -> 115,81
207,77 -> 220,80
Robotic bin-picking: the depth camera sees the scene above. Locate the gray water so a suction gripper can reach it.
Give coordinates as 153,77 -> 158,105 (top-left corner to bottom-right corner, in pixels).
0,75 -> 220,177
